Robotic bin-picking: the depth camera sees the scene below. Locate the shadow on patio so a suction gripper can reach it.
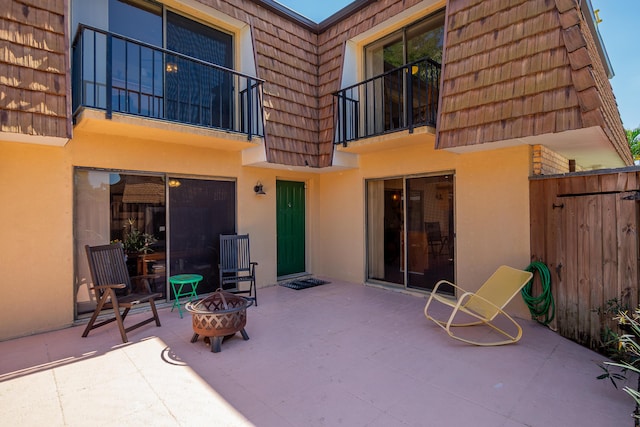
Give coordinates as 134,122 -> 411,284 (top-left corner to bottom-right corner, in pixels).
0,279 -> 632,426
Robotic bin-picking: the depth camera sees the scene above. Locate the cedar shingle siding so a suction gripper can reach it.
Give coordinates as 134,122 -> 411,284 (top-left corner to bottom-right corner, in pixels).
188,0 -> 321,167
243,0 -> 424,167
252,14 -> 319,167
0,0 -> 631,167
248,0 -> 417,167
437,0 -> 632,165
0,0 -> 69,139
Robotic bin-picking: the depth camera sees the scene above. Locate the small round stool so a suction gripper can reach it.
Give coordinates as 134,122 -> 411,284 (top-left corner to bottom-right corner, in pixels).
169,274 -> 203,318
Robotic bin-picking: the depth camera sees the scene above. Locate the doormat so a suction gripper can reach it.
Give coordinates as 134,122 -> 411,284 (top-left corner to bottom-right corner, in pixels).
279,278 -> 330,290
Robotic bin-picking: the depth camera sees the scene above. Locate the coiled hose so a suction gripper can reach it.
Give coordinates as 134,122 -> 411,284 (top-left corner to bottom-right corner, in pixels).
521,261 -> 555,326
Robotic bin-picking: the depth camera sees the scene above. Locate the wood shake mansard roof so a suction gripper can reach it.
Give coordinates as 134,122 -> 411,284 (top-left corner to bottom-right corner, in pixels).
244,1 -> 321,167
0,0 -> 69,144
253,0 -> 419,167
436,0 -> 633,166
1,0 -> 630,168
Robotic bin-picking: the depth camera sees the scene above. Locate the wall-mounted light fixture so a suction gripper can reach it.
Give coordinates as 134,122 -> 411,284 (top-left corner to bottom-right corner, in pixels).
168,178 -> 181,188
254,181 -> 266,195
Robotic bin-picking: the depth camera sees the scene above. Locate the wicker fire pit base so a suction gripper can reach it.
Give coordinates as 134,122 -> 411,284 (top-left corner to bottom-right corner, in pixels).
185,289 -> 252,353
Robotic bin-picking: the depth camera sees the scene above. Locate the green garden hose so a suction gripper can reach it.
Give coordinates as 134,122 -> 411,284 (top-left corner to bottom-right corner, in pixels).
522,261 -> 555,326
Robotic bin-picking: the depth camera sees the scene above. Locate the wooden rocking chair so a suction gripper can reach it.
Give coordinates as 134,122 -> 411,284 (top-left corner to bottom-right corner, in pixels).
82,243 -> 162,343
219,234 -> 258,305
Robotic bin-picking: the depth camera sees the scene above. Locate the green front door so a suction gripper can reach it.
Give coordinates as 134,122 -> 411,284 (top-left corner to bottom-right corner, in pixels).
277,180 -> 305,277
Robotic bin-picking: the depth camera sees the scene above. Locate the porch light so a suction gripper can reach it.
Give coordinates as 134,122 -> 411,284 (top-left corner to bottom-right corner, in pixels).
168,179 -> 181,188
254,181 -> 266,195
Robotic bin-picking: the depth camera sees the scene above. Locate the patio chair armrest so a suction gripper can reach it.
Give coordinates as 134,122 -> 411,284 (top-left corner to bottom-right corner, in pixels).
92,283 -> 126,290
425,280 -> 467,318
431,280 -> 469,296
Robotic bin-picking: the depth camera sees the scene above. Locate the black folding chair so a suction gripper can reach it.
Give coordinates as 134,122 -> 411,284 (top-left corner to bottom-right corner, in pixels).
219,234 -> 258,305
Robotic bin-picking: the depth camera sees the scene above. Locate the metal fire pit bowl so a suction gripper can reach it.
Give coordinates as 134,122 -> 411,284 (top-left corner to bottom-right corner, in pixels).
185,289 -> 252,353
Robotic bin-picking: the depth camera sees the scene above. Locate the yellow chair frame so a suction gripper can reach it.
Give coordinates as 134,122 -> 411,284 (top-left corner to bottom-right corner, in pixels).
424,265 -> 533,346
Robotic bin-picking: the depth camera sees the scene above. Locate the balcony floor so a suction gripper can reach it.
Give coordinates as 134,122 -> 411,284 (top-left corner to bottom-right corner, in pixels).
1,279 -> 631,426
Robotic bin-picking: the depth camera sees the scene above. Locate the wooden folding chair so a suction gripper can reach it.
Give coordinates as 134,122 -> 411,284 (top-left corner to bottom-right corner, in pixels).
83,243 -> 162,343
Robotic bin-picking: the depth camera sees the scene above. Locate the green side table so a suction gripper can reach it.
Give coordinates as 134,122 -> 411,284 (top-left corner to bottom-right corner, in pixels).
169,274 -> 203,318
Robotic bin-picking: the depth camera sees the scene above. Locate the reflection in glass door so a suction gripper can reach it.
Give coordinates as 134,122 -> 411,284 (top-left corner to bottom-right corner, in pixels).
406,175 -> 454,291
74,170 -> 237,318
366,179 -> 403,285
366,174 -> 454,292
74,171 -> 167,316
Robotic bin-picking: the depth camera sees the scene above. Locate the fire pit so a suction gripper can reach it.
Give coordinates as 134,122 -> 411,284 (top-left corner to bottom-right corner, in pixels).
185,289 -> 252,353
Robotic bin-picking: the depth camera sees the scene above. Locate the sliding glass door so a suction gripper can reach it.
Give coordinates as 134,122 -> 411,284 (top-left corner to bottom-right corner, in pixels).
167,177 -> 235,294
366,174 -> 454,292
363,10 -> 444,134
74,169 -> 236,317
165,11 -> 234,128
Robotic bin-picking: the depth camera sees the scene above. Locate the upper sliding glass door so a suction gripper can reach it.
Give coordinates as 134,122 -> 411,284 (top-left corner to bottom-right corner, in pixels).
165,11 -> 234,128
108,0 -> 164,117
363,10 -> 444,134
73,0 -> 234,123
366,174 -> 454,293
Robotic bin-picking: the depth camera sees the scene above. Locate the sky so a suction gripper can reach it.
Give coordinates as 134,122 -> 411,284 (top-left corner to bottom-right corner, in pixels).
591,0 -> 640,129
277,0 -> 640,130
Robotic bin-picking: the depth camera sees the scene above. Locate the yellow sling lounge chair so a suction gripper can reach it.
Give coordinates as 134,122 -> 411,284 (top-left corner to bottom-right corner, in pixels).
424,265 -> 533,346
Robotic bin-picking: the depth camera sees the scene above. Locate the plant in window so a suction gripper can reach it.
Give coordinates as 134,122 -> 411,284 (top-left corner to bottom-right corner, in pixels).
122,218 -> 157,254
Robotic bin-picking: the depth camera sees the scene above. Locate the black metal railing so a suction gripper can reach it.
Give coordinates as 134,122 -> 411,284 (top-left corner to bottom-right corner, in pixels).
333,57 -> 440,146
72,25 -> 264,139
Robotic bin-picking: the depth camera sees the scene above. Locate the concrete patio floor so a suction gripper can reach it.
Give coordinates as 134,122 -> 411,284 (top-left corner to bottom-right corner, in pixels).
0,279 -> 633,426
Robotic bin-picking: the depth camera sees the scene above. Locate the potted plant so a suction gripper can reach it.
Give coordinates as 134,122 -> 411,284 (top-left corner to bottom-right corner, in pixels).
122,218 -> 157,254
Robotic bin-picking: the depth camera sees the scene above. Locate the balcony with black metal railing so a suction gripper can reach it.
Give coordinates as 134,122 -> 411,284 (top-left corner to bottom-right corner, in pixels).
333,58 -> 440,149
72,25 -> 264,148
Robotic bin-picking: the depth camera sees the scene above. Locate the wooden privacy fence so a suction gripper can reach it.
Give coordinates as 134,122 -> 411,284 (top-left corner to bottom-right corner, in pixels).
530,167 -> 640,350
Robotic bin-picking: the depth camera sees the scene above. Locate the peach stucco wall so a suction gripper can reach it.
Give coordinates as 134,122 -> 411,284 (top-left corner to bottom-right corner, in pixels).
0,141 -> 74,339
0,129 -> 320,340
314,140 -> 533,316
0,128 -> 532,340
